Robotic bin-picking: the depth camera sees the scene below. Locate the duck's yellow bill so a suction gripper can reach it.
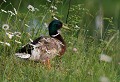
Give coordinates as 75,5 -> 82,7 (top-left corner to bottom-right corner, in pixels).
63,24 -> 70,30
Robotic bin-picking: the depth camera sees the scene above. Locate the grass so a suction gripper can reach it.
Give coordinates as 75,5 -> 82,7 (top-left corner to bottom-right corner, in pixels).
0,0 -> 120,82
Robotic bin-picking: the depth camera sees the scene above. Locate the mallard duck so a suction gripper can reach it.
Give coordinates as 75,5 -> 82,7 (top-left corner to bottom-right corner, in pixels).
15,20 -> 66,68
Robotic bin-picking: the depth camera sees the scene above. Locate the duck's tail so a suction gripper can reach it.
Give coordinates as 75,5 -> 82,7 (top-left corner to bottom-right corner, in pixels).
15,53 -> 30,59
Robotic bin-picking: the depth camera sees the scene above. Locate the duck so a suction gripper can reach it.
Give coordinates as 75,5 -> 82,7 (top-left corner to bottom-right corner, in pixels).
15,20 -> 66,68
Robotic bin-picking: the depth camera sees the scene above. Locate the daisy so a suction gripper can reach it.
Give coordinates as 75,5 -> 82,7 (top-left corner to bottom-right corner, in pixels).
53,16 -> 58,20
14,32 -> 21,38
15,40 -> 21,44
2,24 -> 9,30
27,5 -> 35,12
5,42 -> 11,47
1,9 -> 7,13
6,32 -> 14,39
14,8 -> 17,15
8,11 -> 15,16
25,24 -> 30,27
51,6 -> 57,10
0,41 -> 11,47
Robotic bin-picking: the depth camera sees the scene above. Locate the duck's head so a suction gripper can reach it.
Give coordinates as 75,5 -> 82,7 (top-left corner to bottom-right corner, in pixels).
48,20 -> 63,37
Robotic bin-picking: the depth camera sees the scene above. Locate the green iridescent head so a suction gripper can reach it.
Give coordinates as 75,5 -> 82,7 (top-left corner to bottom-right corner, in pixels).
48,20 -> 63,37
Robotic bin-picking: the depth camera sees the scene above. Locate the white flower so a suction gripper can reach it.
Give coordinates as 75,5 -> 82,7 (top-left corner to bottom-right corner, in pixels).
5,42 -> 10,46
6,32 -> 14,39
44,23 -> 48,28
0,41 -> 10,47
0,41 -> 4,44
29,38 -> 33,42
53,16 -> 58,20
1,9 -> 7,13
25,24 -> 30,27
14,8 -> 17,15
19,19 -> 21,21
27,5 -> 35,12
100,54 -> 112,62
3,0 -> 6,2
47,0 -> 51,2
99,76 -> 110,82
2,24 -> 9,30
8,11 -> 15,16
14,32 -> 21,38
75,25 -> 80,29
14,32 -> 21,35
15,40 -> 21,44
51,6 -> 57,10
35,8 -> 39,11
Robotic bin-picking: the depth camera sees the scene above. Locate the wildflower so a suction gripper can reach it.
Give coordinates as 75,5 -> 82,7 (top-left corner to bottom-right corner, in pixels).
53,16 -> 58,20
14,32 -> 21,38
49,10 -> 52,12
2,24 -> 9,30
75,25 -> 80,29
68,41 -> 71,44
8,11 -> 15,16
16,35 -> 21,38
47,0 -> 51,2
5,42 -> 10,47
0,41 -> 4,44
35,8 -> 39,11
25,24 -> 30,27
73,48 -> 77,52
99,76 -> 110,82
44,23 -> 48,28
14,32 -> 21,35
1,9 -> 7,13
100,54 -> 112,62
6,32 -> 14,39
0,41 -> 10,46
15,40 -> 21,44
29,38 -> 33,42
3,0 -> 6,2
51,6 -> 57,10
14,8 -> 17,15
27,5 -> 35,12
19,19 -> 21,21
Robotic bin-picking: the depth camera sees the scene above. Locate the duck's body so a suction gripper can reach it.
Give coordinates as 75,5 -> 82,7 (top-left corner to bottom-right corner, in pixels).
15,20 -> 66,67
15,36 -> 65,62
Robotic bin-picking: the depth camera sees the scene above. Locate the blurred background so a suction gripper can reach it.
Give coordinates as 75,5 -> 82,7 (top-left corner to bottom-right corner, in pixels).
0,0 -> 120,38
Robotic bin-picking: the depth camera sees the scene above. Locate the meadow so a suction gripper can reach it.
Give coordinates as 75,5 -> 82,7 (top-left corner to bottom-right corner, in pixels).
0,0 -> 120,82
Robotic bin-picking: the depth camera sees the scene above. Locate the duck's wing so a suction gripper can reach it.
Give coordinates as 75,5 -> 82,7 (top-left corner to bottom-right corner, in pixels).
15,36 -> 43,59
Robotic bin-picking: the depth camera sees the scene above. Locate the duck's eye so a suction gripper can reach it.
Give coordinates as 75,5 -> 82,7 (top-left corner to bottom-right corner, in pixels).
56,23 -> 62,29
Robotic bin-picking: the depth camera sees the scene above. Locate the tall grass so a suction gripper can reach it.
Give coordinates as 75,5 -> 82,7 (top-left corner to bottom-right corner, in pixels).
0,0 -> 120,82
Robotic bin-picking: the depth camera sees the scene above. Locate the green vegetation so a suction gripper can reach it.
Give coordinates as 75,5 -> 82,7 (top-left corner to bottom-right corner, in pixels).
0,0 -> 120,82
